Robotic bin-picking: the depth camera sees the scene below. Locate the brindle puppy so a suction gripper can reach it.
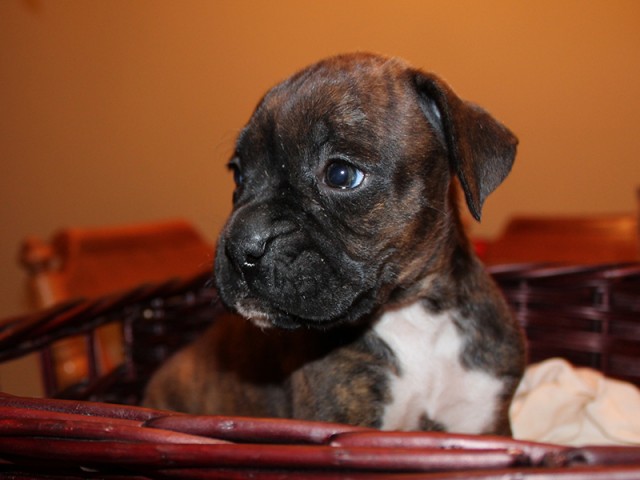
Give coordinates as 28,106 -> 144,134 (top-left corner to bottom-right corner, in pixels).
144,53 -> 525,436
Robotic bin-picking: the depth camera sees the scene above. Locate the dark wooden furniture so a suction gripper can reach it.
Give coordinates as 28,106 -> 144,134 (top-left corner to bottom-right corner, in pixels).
483,213 -> 639,266
18,219 -> 212,393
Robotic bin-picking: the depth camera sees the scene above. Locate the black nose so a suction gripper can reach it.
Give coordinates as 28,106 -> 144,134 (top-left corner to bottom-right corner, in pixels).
236,231 -> 268,269
225,205 -> 296,277
226,225 -> 270,277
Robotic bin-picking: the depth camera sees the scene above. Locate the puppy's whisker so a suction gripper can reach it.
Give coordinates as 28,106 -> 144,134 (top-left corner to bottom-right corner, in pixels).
425,204 -> 448,217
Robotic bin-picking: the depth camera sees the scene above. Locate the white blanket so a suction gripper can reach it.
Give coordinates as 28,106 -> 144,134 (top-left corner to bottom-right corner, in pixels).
511,358 -> 640,446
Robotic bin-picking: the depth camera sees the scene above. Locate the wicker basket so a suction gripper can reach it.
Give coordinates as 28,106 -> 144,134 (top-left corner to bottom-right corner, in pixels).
492,262 -> 640,386
0,264 -> 639,478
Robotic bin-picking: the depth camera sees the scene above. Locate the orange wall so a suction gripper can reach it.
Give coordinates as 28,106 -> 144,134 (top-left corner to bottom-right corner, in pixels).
1,1 -> 639,391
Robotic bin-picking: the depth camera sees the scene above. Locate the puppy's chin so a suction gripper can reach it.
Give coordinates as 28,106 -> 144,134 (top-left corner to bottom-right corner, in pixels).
233,298 -> 351,331
233,302 -> 275,330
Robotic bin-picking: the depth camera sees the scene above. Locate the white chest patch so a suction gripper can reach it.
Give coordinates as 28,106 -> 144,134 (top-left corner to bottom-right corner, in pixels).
373,302 -> 504,434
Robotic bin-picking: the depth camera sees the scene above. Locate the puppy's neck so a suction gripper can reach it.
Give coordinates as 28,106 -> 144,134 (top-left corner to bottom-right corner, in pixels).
386,184 -> 479,313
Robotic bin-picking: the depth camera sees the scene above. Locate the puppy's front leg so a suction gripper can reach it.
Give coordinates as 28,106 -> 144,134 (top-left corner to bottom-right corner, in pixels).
143,312 -> 290,418
289,332 -> 397,428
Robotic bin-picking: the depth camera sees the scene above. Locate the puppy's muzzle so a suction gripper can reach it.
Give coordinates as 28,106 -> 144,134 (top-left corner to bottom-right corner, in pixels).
217,201 -> 379,328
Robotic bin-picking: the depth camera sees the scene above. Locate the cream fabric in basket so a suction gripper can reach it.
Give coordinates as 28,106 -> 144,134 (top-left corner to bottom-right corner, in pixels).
511,357 -> 640,446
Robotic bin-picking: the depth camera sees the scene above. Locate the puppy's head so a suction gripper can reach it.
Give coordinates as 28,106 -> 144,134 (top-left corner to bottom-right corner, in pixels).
214,53 -> 517,329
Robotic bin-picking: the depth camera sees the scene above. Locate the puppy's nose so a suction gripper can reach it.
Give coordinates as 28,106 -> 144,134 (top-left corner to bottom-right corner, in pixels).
237,232 -> 268,268
226,205 -> 296,276
226,225 -> 270,275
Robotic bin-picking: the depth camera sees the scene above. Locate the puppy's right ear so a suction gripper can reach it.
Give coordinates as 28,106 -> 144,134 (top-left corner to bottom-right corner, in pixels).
413,72 -> 518,221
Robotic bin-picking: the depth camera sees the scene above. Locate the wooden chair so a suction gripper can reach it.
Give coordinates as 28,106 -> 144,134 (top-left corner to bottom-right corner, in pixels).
19,219 -> 212,394
483,213 -> 639,266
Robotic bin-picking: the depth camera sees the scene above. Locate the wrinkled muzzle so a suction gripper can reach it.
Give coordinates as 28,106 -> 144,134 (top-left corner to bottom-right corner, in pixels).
214,203 -> 375,329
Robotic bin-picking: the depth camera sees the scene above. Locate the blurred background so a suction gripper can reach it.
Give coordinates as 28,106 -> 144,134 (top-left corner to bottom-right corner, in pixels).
1,1 -> 639,392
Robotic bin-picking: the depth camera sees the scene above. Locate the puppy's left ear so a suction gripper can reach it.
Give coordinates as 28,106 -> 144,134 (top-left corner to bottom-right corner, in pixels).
413,72 -> 518,221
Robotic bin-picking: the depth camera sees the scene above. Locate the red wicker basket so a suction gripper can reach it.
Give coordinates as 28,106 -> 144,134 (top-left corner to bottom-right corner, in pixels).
0,264 -> 638,478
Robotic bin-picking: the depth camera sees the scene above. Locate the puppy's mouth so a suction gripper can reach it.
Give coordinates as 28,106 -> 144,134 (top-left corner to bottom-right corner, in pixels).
215,235 -> 376,329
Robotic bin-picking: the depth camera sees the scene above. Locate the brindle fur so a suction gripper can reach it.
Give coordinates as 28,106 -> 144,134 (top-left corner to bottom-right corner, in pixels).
144,53 -> 526,435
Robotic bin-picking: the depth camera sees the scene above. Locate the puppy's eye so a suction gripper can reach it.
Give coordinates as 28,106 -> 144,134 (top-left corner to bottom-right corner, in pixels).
324,160 -> 365,190
227,159 -> 244,187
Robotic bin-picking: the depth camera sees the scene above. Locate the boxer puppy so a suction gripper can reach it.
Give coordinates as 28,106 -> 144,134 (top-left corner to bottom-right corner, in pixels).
144,53 -> 526,436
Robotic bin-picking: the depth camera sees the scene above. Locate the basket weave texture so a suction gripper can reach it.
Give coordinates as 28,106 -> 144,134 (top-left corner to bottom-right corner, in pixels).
492,263 -> 640,386
0,263 -> 639,478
